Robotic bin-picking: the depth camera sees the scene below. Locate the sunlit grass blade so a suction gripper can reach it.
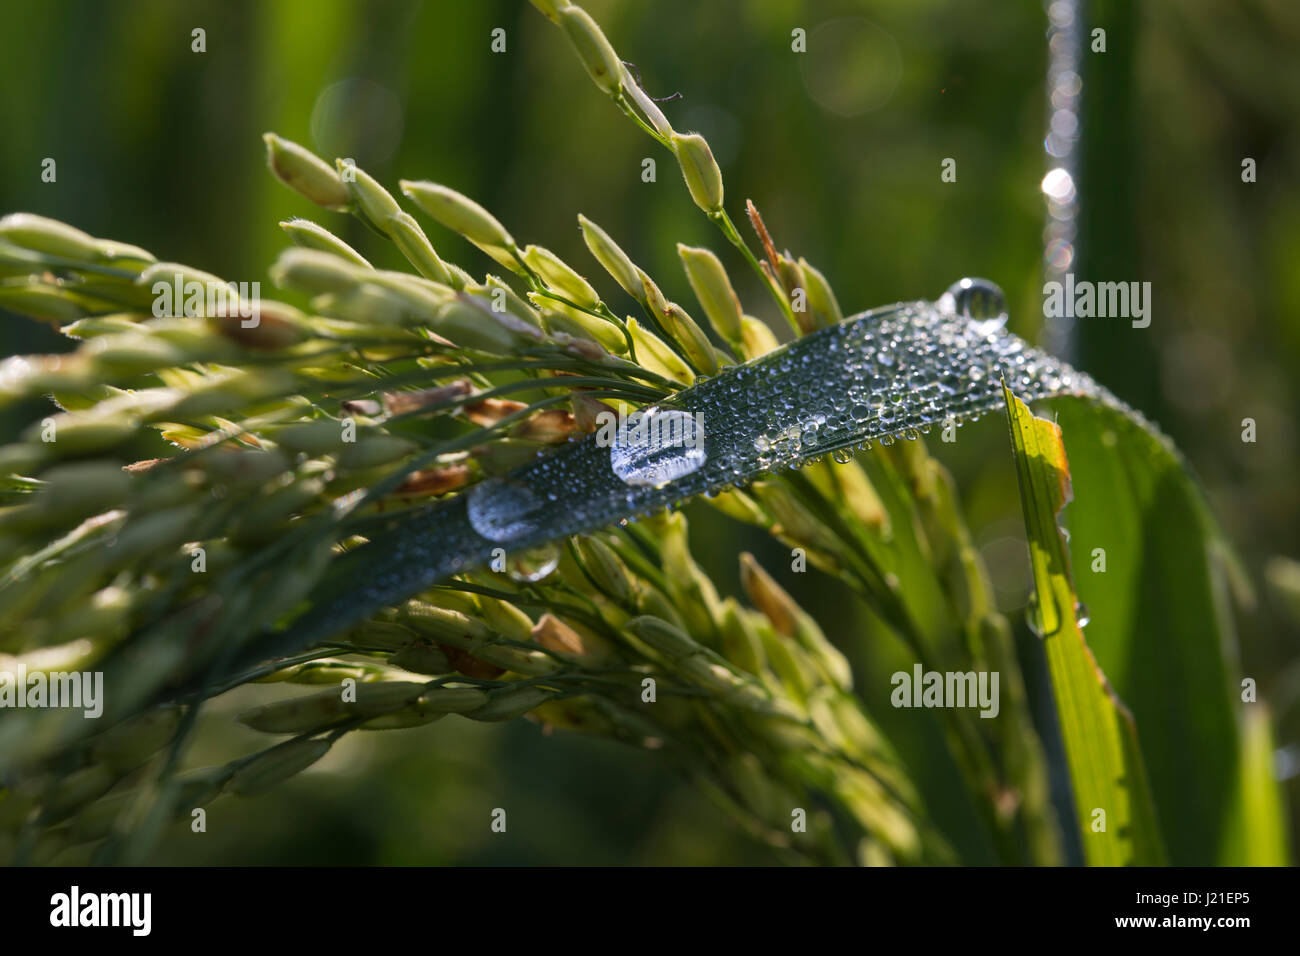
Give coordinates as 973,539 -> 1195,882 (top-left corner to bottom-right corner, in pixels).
1046,397 -> 1287,865
1003,383 -> 1164,866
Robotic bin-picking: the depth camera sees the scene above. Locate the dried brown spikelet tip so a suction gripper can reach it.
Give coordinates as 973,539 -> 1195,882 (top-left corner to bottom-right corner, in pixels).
745,200 -> 781,276
123,458 -> 169,474
739,553 -> 799,637
383,379 -> 473,417
340,398 -> 382,417
394,464 -> 471,498
463,397 -> 528,427
209,302 -> 307,350
571,393 -> 616,432
438,644 -> 506,680
511,409 -> 577,444
532,613 -> 586,655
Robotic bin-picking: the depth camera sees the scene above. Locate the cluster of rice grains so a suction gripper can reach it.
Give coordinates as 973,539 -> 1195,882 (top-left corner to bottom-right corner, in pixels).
0,0 -> 1127,865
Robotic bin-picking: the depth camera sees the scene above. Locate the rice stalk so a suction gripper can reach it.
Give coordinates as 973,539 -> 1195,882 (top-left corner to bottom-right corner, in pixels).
0,1 -> 1065,866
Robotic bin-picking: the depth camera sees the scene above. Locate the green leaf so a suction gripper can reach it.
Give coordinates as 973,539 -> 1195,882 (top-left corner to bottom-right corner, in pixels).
1003,383 -> 1164,865
1219,705 -> 1290,865
1047,397 -> 1286,865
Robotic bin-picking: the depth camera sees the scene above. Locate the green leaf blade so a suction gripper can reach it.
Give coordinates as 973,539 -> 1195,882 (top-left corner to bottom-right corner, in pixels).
1003,383 -> 1165,866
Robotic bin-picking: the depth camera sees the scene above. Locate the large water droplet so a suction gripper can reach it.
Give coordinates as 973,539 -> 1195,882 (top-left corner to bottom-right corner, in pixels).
610,408 -> 707,488
939,277 -> 1008,335
466,477 -> 543,542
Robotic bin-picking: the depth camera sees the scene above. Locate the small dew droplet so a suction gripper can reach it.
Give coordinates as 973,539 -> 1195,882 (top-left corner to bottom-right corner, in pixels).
508,543 -> 560,583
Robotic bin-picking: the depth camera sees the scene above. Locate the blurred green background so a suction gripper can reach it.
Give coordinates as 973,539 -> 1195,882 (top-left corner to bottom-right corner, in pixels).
1,0 -> 1297,864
